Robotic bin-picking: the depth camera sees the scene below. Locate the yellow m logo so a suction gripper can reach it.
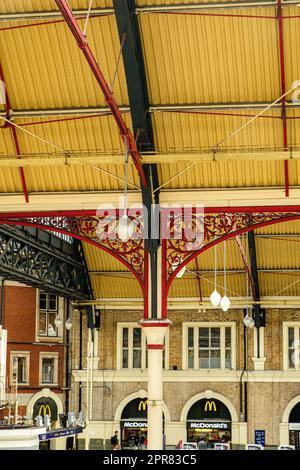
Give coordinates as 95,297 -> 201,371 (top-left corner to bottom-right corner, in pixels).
138,400 -> 148,411
204,400 -> 216,412
38,404 -> 51,417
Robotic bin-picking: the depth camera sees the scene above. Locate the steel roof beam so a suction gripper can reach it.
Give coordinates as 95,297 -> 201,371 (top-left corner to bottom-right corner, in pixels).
136,1 -> 299,13
3,101 -> 300,120
0,149 -> 299,167
0,8 -> 114,22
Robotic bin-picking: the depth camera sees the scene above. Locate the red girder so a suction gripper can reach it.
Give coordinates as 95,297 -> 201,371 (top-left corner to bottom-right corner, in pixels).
0,63 -> 29,203
235,235 -> 256,297
55,0 -> 147,188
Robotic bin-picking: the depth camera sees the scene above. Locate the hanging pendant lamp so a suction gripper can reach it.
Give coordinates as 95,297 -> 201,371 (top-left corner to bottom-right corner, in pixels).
220,240 -> 230,312
210,239 -> 221,307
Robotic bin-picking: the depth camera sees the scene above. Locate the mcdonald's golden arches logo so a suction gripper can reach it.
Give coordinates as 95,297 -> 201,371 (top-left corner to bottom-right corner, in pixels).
138,400 -> 148,411
204,400 -> 217,412
38,404 -> 51,417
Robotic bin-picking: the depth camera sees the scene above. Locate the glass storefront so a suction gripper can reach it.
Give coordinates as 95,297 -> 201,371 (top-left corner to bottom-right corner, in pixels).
121,398 -> 148,449
186,398 -> 231,448
120,397 -> 164,449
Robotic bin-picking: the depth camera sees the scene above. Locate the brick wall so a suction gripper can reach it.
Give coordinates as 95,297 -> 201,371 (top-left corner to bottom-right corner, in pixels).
4,285 -> 65,393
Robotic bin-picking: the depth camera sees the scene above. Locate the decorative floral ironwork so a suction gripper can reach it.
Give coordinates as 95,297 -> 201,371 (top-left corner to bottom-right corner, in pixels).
166,211 -> 300,280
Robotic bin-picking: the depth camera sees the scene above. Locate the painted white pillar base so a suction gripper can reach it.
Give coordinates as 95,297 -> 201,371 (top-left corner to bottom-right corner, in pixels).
140,319 -> 172,450
164,421 -> 186,446
252,357 -> 266,370
279,422 -> 289,446
232,422 -> 248,445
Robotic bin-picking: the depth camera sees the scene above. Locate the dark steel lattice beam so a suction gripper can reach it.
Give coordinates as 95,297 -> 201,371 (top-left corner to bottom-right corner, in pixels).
0,225 -> 91,300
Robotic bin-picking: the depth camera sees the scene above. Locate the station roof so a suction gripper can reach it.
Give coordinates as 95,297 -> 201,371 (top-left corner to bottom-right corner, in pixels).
0,1 -> 300,304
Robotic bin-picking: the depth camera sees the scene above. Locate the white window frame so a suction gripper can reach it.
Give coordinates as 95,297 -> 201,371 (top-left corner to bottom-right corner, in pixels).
10,351 -> 30,386
116,323 -> 169,370
182,322 -> 236,370
35,290 -> 64,342
283,322 -> 300,371
39,352 -> 59,386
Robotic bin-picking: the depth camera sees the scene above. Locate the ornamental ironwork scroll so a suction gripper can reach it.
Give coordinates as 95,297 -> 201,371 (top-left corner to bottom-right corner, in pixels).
0,214 -> 145,284
164,210 -> 300,282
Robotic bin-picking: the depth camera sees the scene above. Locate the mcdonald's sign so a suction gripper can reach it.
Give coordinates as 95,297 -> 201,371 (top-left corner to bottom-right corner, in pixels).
138,400 -> 148,412
33,396 -> 58,421
38,404 -> 51,417
204,400 -> 217,412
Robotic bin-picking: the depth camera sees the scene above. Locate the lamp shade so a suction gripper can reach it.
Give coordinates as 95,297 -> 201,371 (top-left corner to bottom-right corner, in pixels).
54,315 -> 62,328
210,289 -> 221,307
248,317 -> 255,329
65,318 -> 72,330
118,214 -> 134,242
220,295 -> 230,312
243,314 -> 251,328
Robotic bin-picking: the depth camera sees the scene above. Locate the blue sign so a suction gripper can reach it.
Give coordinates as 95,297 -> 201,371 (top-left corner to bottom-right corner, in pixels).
255,430 -> 265,446
39,426 -> 83,441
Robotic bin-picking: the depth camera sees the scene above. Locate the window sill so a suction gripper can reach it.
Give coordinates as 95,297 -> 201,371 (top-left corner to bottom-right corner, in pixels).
35,337 -> 63,344
39,383 -> 58,387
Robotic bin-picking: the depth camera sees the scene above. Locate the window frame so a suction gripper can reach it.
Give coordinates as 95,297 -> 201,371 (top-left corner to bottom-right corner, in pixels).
39,352 -> 59,386
182,322 -> 236,370
283,322 -> 300,371
10,351 -> 30,386
117,323 -> 169,370
35,290 -> 64,342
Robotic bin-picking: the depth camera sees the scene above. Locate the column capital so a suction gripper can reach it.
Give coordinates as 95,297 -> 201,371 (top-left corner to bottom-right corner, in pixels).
139,319 -> 172,328
139,319 -> 172,348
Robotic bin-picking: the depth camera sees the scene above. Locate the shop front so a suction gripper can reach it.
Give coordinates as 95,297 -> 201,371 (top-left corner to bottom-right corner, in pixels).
186,398 -> 231,447
289,402 -> 300,448
120,397 -> 165,449
32,396 -> 58,450
120,398 -> 148,449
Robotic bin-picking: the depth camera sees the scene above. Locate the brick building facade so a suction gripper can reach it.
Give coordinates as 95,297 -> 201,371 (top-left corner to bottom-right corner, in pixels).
1,281 -> 67,441
70,307 -> 300,449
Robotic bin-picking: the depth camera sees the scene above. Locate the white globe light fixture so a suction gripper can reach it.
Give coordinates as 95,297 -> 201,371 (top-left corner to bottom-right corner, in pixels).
243,313 -> 251,328
210,289 -> 221,308
118,214 -> 134,242
220,295 -> 230,312
65,317 -> 73,330
248,317 -> 255,329
220,240 -> 230,312
54,315 -> 62,328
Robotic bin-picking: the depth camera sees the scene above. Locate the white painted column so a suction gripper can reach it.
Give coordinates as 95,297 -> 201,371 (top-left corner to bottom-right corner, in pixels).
140,319 -> 172,450
0,327 -> 7,402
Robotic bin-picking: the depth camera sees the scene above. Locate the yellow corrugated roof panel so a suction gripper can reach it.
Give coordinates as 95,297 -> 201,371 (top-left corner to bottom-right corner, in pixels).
0,18 -> 127,109
152,110 -> 283,152
256,237 -> 300,270
259,272 -> 300,297
15,115 -> 132,154
91,275 -> 142,299
139,9 -> 279,105
157,160 -> 284,189
255,220 -> 300,235
169,272 -> 246,298
83,242 -> 129,272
